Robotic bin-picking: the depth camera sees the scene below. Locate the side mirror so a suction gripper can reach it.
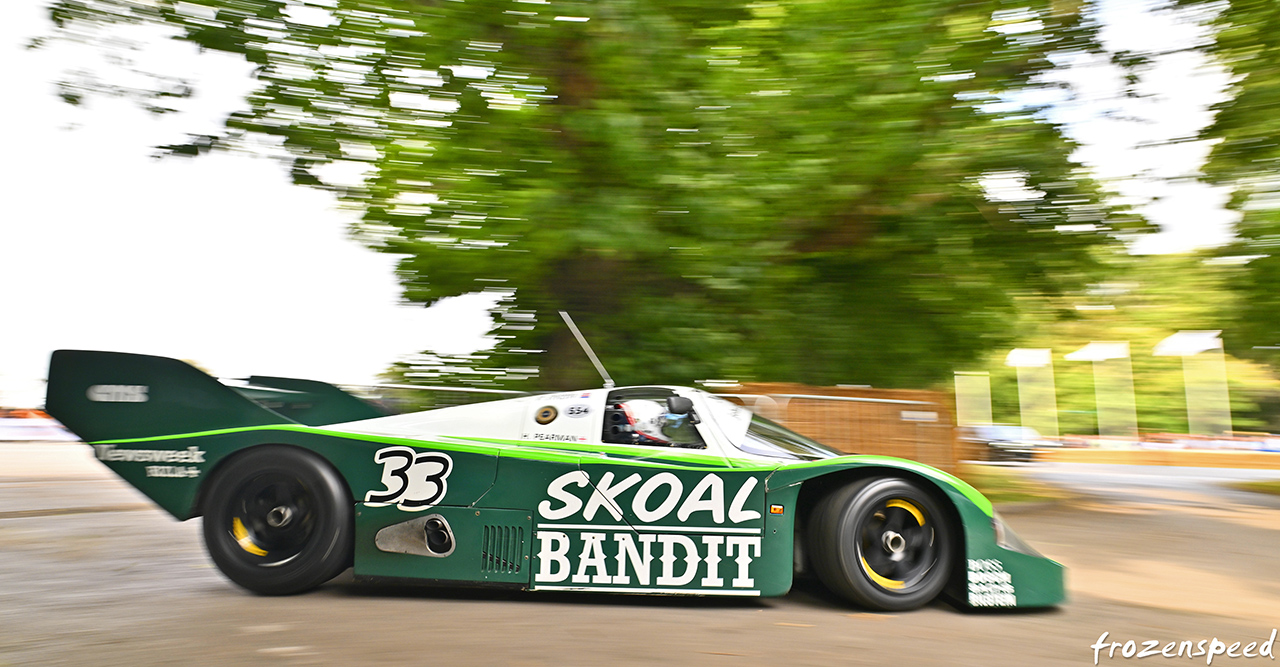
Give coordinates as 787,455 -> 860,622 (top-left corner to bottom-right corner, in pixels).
667,396 -> 694,415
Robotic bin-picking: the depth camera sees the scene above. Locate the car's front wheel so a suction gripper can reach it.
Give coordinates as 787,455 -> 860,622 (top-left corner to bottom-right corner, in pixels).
807,477 -> 954,611
201,446 -> 353,595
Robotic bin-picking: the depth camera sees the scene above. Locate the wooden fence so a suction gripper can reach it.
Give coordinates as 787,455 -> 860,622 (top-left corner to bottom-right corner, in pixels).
715,383 -> 966,473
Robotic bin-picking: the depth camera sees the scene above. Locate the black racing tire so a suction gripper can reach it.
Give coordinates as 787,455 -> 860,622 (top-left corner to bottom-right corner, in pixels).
807,477 -> 954,611
201,446 -> 353,595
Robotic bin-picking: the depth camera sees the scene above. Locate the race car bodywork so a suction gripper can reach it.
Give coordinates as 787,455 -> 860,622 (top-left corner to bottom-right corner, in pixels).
45,350 -> 1063,611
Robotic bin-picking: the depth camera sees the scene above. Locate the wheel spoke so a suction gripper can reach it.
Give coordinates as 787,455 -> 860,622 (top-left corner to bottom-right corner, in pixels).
884,508 -> 906,532
904,526 -> 927,550
271,482 -> 291,507
863,546 -> 895,575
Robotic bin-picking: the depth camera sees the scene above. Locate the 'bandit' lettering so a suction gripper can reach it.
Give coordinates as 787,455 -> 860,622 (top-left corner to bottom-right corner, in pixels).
535,528 -> 762,591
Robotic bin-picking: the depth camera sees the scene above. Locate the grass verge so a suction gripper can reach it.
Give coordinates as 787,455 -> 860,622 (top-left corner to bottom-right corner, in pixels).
1228,480 -> 1280,496
957,464 -> 1069,505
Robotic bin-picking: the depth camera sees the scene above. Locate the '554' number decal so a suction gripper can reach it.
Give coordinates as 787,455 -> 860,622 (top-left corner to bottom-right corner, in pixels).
365,447 -> 453,510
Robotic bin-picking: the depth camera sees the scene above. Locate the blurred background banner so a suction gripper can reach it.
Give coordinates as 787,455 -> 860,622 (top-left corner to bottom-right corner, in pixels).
1066,342 -> 1138,440
1006,348 -> 1060,439
1155,331 -> 1232,437
954,372 -> 993,428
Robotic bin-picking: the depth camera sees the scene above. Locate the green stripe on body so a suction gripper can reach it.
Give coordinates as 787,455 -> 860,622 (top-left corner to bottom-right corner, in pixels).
89,425 -> 774,470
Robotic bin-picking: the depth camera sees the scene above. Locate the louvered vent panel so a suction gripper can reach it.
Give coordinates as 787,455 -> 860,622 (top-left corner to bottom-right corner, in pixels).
481,525 -> 524,574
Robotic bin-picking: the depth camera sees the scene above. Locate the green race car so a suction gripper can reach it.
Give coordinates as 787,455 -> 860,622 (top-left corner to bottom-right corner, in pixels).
45,350 -> 1062,611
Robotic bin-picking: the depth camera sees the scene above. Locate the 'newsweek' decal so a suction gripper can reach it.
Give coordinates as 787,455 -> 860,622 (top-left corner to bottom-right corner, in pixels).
533,470 -> 765,595
94,445 -> 205,478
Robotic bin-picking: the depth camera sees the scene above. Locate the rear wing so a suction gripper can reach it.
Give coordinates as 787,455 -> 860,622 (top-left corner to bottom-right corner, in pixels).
45,350 -> 385,443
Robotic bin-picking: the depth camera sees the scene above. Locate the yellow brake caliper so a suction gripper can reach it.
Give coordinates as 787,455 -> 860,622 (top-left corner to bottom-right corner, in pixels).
232,517 -> 268,556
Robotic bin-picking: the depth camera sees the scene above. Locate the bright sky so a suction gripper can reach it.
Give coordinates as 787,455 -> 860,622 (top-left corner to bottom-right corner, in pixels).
0,0 -> 1240,408
1053,0 -> 1238,254
0,0 -> 499,408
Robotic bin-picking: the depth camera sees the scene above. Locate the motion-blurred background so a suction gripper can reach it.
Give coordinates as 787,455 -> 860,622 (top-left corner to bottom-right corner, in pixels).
5,0 -> 1280,446
7,4 -> 1280,664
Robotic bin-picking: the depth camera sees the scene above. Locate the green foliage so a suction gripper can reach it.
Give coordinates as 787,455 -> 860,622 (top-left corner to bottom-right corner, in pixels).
47,0 -> 1142,389
1180,0 -> 1280,364
1229,480 -> 1280,497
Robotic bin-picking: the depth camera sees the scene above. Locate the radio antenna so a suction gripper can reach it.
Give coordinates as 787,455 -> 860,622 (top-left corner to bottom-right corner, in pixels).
559,311 -> 615,389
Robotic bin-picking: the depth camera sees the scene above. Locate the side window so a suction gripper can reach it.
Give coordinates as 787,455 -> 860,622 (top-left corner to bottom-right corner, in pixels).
601,390 -> 704,449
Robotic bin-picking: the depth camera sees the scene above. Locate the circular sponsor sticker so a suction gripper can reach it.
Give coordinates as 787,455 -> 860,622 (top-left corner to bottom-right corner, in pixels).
535,406 -> 558,425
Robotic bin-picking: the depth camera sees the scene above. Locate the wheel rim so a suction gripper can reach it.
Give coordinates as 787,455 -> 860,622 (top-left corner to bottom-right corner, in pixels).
856,496 -> 937,592
226,472 -> 317,567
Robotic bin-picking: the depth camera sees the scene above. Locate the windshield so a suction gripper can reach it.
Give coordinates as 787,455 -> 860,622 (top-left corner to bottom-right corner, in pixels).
739,414 -> 845,461
699,393 -> 844,461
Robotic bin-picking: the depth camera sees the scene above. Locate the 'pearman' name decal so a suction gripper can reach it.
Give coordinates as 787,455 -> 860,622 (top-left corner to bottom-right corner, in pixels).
87,385 -> 149,403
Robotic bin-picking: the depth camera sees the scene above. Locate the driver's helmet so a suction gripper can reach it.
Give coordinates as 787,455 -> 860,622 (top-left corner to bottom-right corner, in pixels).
620,399 -> 701,446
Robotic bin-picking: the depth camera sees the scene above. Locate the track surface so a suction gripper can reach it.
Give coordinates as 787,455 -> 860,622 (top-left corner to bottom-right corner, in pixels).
3,443 -> 1279,666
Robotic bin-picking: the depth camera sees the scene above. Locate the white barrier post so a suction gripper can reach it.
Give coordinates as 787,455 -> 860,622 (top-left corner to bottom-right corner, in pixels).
1154,331 -> 1232,437
1005,348 -> 1059,439
1065,342 -> 1137,442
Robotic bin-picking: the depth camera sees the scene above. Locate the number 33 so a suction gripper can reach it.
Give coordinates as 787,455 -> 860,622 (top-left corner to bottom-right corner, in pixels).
365,447 -> 453,509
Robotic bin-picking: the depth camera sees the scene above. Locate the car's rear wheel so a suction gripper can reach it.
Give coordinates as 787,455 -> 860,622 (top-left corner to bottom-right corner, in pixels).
807,477 -> 954,611
202,446 -> 352,595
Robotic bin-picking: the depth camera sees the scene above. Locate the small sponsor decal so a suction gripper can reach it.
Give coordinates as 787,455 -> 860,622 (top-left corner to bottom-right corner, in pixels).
566,404 -> 591,418
145,466 -> 200,478
86,385 -> 149,403
967,558 -> 1015,607
535,406 -> 558,425
365,447 -> 453,511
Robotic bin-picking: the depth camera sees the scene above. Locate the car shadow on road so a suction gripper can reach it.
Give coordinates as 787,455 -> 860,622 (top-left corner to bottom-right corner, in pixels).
317,569 -> 1054,616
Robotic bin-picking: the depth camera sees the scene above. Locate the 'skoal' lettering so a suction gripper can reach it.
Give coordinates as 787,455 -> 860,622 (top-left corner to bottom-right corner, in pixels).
538,471 -> 762,525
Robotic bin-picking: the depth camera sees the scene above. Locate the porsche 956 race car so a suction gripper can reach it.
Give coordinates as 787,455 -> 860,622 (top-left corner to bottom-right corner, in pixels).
45,350 -> 1063,611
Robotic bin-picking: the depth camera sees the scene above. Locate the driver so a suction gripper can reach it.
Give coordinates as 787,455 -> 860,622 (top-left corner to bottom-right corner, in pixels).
619,399 -> 702,448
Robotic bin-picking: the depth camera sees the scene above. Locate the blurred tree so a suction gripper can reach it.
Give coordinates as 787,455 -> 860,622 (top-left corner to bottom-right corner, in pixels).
1187,0 -> 1280,365
47,0 -> 1145,389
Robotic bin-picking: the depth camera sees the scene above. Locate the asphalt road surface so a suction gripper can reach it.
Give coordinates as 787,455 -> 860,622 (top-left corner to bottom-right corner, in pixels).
3,444 -> 1279,667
